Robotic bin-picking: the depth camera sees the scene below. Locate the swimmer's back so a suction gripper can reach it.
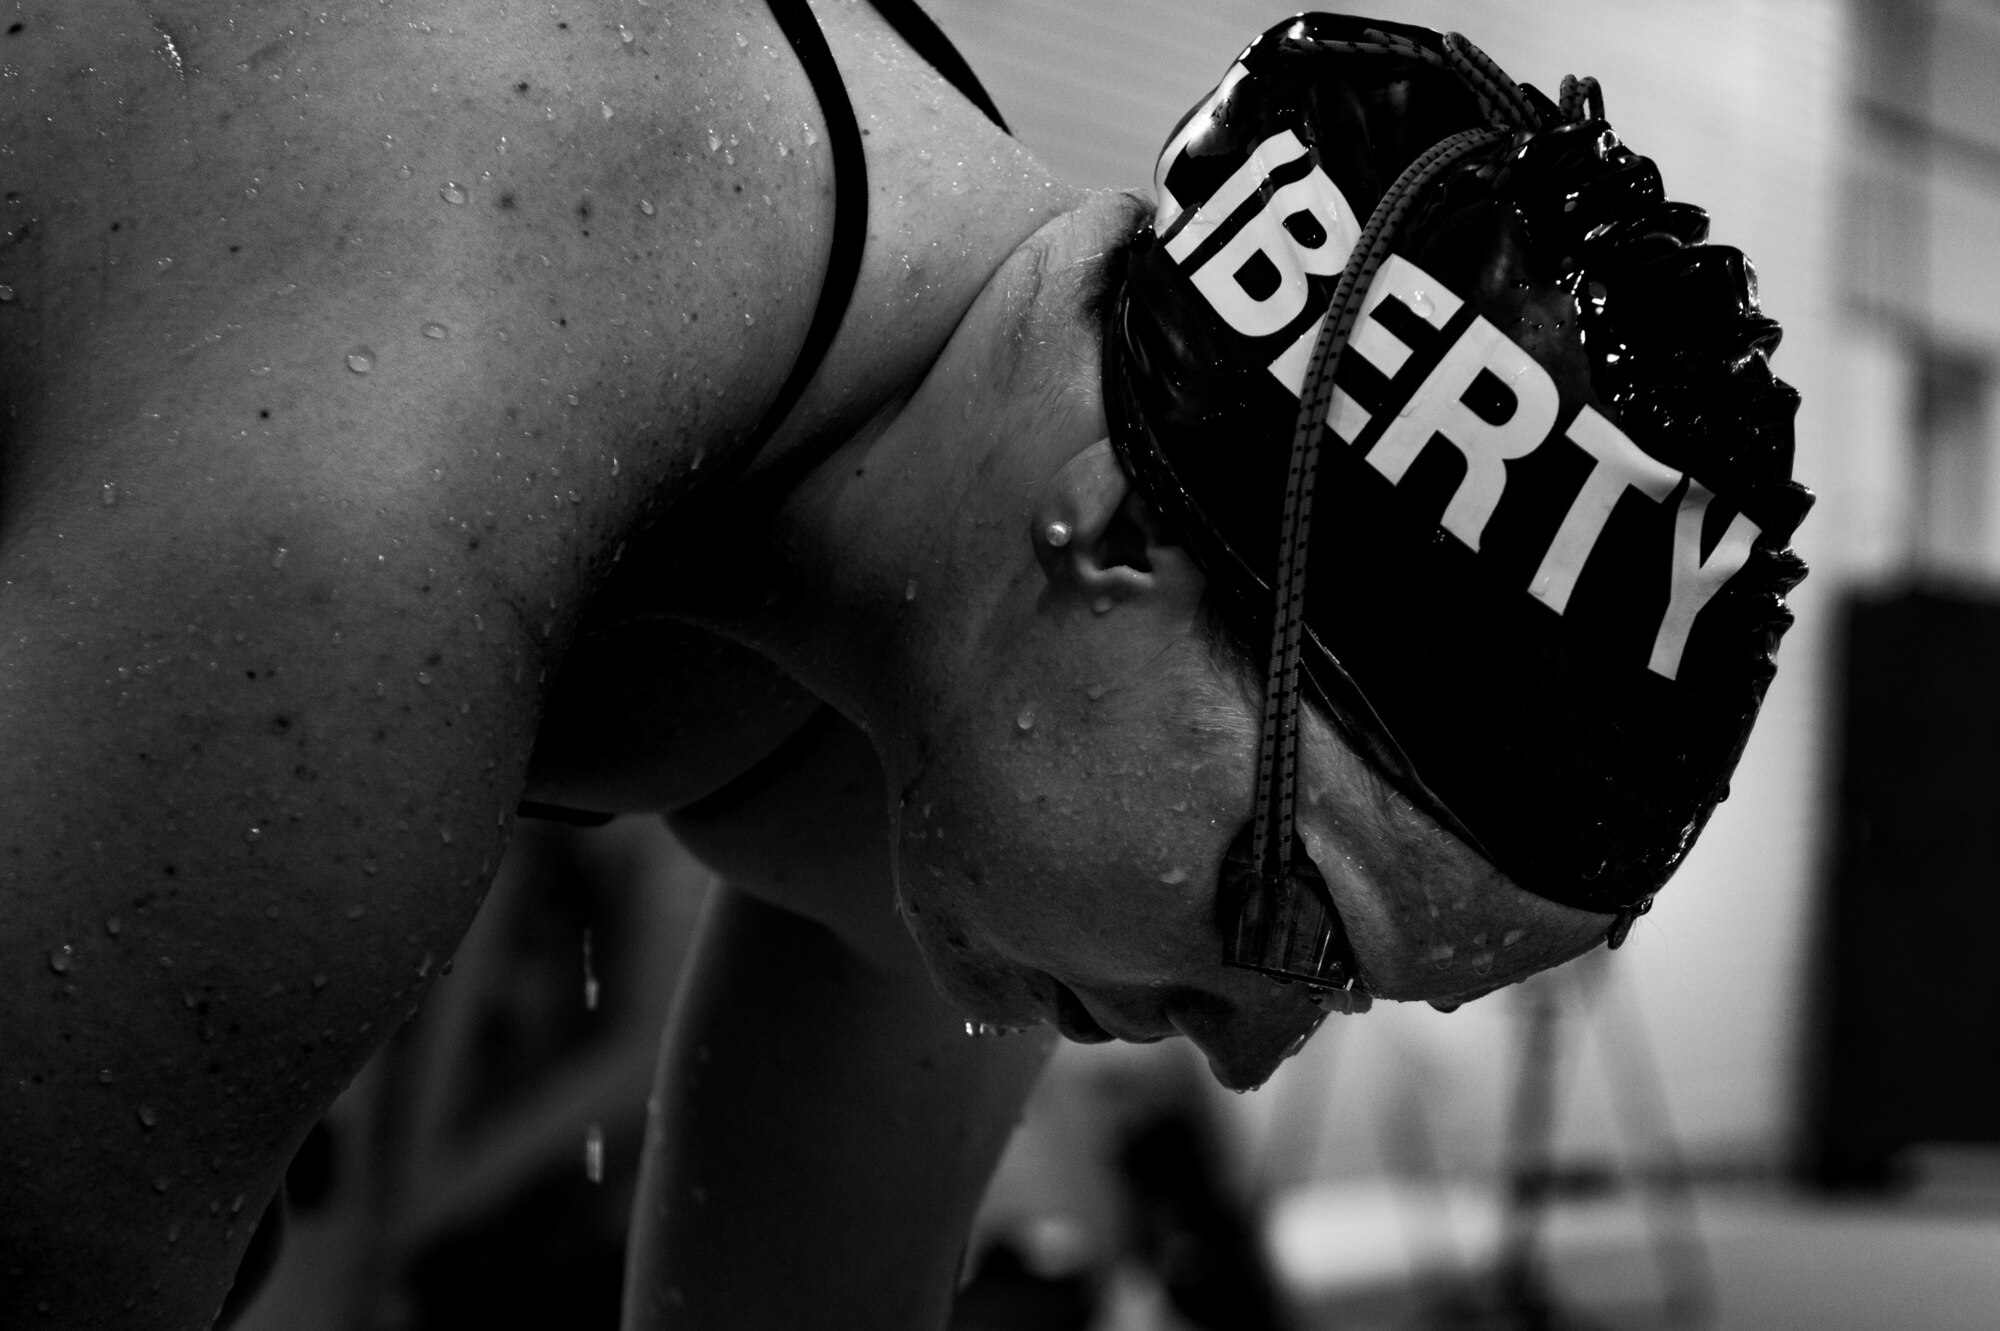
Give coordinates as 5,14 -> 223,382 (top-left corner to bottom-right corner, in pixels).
0,2 -> 1056,1323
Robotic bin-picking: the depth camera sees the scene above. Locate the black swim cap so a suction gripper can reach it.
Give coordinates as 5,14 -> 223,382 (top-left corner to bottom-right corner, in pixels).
1105,15 -> 1811,926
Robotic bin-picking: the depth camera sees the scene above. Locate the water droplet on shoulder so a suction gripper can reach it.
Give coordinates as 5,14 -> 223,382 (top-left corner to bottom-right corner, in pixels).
100,482 -> 118,507
439,182 -> 467,206
0,284 -> 16,303
47,945 -> 73,974
345,347 -> 375,374
421,321 -> 449,340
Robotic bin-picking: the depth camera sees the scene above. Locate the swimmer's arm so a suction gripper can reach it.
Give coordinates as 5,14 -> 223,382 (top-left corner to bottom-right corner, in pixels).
0,3 -> 859,1322
636,710 -> 1051,1329
623,886 -> 1053,1331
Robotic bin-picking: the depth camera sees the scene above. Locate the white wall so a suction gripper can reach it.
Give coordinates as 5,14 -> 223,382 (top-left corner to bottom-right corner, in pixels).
929,0 -> 1878,1177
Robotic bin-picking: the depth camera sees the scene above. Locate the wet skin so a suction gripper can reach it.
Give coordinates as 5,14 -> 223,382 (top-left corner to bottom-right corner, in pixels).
608,192 -> 1620,1091
0,1 -> 1610,1325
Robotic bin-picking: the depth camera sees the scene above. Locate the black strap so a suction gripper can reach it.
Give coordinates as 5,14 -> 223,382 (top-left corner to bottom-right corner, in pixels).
739,0 -> 873,461
871,0 -> 1011,133
520,1 -> 1003,828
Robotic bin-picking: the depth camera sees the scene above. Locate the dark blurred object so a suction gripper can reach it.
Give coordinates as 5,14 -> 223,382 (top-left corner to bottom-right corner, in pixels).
949,1240 -> 1098,1331
1806,588 -> 2000,1188
1120,1104 -> 1295,1331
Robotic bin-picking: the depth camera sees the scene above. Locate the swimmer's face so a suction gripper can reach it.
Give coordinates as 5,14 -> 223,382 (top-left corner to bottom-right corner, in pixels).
869,194 -> 1614,1089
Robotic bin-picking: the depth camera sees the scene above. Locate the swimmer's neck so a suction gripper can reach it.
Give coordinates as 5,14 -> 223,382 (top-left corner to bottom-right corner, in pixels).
684,194 -> 1145,739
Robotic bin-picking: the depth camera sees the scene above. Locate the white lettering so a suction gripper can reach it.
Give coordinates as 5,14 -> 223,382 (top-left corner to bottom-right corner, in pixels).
1163,130 -> 1308,265
1528,407 -> 1682,614
1365,318 -> 1560,551
1153,62 -> 1251,234
1268,255 -> 1464,449
1649,481 -> 1761,679
1189,166 -> 1359,338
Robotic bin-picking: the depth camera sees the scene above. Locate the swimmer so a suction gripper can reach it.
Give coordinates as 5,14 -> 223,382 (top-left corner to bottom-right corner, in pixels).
0,5 -> 1808,1327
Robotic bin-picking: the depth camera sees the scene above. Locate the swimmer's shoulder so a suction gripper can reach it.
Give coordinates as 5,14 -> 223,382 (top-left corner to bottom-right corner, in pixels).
0,0 -> 837,513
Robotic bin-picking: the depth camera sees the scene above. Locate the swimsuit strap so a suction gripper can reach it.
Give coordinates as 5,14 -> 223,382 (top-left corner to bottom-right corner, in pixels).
743,0 -> 1008,459
740,0 -> 873,460
520,1 -> 1006,828
870,0 -> 1011,133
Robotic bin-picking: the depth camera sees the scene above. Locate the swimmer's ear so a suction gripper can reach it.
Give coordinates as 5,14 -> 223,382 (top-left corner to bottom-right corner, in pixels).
1031,439 -> 1203,606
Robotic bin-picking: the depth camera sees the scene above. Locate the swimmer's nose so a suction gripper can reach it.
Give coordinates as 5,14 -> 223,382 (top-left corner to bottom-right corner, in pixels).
1168,989 -> 1326,1092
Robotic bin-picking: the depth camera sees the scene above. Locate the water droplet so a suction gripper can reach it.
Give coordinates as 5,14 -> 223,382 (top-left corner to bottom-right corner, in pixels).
734,30 -> 748,47
1159,866 -> 1189,885
311,973 -> 328,991
1085,684 -> 1107,701
250,363 -> 272,377
903,578 -> 918,602
346,904 -> 367,920
584,1123 -> 605,1183
1410,291 -> 1434,319
361,858 -> 378,876
397,163 -> 413,180
104,917 -> 122,936
167,1221 -> 181,1244
1091,596 -> 1113,615
98,1068 -> 115,1084
156,257 -> 174,273
421,321 -> 449,340
742,312 -> 755,327
582,928 -> 599,1011
137,1105 -> 159,1129
345,347 -> 375,375
270,547 -> 288,570
564,393 -> 579,406
1425,943 -> 1455,967
707,132 -> 721,153
1470,951 -> 1495,976
639,198 -> 656,217
1015,708 -> 1035,732
0,284 -> 16,302
47,945 -> 73,974
609,457 -> 620,477
619,24 -> 634,44
152,1176 -> 170,1194
600,101 -> 614,120
1501,928 -> 1526,947
416,951 -> 434,978
439,182 -> 467,205
101,482 -> 118,507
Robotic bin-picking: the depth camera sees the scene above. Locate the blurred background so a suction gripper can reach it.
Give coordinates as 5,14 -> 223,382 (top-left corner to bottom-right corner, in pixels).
232,2 -> 2000,1328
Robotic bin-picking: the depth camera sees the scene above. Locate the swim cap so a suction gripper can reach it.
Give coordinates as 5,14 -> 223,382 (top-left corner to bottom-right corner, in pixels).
1104,15 -> 1811,936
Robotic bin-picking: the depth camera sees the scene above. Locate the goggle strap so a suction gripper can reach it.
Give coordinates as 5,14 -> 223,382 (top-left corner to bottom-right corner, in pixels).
1247,126 -> 1508,897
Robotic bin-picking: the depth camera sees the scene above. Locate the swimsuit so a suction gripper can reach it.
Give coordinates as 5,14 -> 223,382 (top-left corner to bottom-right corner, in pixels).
516,0 -> 1005,828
